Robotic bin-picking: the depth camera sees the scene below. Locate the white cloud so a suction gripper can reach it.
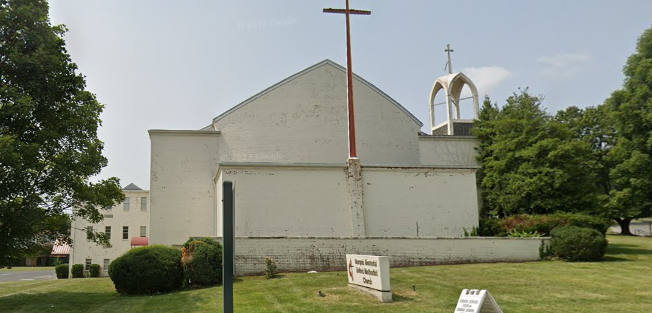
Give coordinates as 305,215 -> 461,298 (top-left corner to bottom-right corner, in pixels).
537,53 -> 592,77
460,66 -> 513,97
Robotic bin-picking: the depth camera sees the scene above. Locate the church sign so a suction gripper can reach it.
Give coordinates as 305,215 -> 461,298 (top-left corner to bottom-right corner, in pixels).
453,289 -> 503,313
345,254 -> 392,302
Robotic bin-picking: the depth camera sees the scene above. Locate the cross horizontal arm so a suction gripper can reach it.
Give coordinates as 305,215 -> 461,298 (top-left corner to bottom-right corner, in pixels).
323,8 -> 371,15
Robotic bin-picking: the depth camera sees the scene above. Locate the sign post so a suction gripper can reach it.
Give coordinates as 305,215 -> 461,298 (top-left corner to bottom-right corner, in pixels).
345,254 -> 392,302
222,181 -> 234,313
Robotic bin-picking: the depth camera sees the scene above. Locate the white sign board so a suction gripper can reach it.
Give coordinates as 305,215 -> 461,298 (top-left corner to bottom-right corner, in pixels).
345,254 -> 390,292
454,289 -> 503,313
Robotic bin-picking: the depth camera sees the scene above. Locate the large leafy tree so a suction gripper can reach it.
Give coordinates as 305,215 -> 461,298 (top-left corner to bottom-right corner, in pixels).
0,0 -> 123,267
473,90 -> 599,217
600,24 -> 652,235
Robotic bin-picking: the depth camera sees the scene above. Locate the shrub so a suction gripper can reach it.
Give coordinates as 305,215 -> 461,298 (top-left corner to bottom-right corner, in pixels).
89,264 -> 101,277
480,213 -> 612,237
550,226 -> 608,261
181,237 -> 222,287
55,264 -> 69,279
71,264 -> 84,278
109,245 -> 183,295
265,256 -> 278,279
478,218 -> 503,236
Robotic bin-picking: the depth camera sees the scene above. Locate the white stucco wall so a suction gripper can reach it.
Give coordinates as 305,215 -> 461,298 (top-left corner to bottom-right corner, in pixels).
362,167 -> 479,237
214,62 -> 421,166
216,164 -> 351,237
70,190 -> 149,276
149,130 -> 220,246
419,136 -> 480,167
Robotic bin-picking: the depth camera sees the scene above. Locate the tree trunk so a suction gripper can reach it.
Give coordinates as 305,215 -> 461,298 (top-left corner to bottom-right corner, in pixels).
616,218 -> 634,236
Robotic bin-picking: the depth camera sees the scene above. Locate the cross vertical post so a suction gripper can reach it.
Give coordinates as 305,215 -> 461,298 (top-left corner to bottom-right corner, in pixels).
445,44 -> 454,74
323,1 -> 371,158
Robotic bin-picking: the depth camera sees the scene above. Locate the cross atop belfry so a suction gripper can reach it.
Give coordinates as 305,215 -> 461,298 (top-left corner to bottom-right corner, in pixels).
445,44 -> 454,74
323,1 -> 371,159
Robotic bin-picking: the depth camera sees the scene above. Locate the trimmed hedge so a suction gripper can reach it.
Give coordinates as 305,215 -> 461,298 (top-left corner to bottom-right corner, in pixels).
109,245 -> 183,295
55,264 -> 69,279
89,264 -> 101,277
182,237 -> 222,287
71,264 -> 84,278
550,226 -> 608,261
479,213 -> 612,237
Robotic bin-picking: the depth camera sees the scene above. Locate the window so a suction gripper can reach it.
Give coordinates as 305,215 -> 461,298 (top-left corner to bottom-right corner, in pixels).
104,205 -> 112,212
105,226 -> 111,240
122,226 -> 128,240
123,197 -> 130,211
141,197 -> 147,211
103,214 -> 113,219
103,259 -> 110,272
140,226 -> 146,237
86,226 -> 93,233
85,258 -> 92,271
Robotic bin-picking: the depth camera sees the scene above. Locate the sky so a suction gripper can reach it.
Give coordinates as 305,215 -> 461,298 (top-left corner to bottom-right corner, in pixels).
47,0 -> 652,190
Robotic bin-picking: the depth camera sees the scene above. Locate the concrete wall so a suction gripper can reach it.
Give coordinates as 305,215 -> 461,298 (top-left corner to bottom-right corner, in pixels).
221,237 -> 547,275
362,167 -> 479,237
419,136 -> 480,167
70,190 -> 149,276
217,164 -> 351,237
214,62 -> 421,166
149,130 -> 220,245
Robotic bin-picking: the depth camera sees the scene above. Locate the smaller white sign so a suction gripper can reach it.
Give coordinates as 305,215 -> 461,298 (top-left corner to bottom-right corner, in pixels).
345,254 -> 390,292
453,289 -> 503,313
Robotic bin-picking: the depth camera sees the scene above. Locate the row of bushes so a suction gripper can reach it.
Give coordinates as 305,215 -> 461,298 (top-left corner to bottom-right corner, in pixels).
55,264 -> 102,279
108,237 -> 222,295
479,212 -> 612,237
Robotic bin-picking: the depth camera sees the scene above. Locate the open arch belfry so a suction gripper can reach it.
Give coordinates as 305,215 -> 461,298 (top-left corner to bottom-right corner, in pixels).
429,68 -> 480,135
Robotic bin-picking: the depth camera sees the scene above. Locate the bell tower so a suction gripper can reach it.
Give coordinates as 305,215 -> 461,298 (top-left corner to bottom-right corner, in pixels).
428,44 -> 480,135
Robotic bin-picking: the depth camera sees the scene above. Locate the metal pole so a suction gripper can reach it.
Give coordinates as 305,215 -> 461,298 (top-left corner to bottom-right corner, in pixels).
222,181 -> 234,313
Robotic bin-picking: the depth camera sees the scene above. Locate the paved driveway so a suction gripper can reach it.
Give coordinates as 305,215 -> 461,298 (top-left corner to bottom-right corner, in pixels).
611,221 -> 652,236
0,270 -> 56,283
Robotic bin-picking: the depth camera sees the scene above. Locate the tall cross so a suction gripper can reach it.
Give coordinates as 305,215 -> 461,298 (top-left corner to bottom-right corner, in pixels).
324,1 -> 371,159
445,44 -> 454,74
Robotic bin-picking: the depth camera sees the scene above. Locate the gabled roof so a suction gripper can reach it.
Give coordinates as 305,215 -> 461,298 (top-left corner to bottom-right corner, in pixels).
211,59 -> 423,127
123,183 -> 142,191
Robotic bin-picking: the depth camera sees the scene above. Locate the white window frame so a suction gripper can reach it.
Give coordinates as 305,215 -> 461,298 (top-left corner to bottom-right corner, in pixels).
140,226 -> 146,237
141,197 -> 147,211
123,197 -> 130,211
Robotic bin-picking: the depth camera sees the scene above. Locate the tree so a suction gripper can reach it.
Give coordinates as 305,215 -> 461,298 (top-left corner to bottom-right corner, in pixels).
473,90 -> 600,217
0,0 -> 123,267
601,24 -> 652,235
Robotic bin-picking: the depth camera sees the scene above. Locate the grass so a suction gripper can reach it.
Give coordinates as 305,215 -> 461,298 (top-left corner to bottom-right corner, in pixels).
0,267 -> 55,272
1,235 -> 651,312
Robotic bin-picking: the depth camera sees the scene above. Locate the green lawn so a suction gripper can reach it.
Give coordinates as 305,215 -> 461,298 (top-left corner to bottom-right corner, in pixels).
1,235 -> 651,313
0,267 -> 55,272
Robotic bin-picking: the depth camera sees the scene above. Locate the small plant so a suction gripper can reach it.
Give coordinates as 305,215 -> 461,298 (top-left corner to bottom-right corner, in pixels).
507,229 -> 543,238
462,226 -> 479,237
265,256 -> 278,279
71,264 -> 84,278
55,264 -> 69,279
539,240 -> 553,260
89,264 -> 101,277
550,226 -> 608,261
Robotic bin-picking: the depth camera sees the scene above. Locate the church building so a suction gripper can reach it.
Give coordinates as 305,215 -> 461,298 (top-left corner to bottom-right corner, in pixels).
148,60 -> 541,273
